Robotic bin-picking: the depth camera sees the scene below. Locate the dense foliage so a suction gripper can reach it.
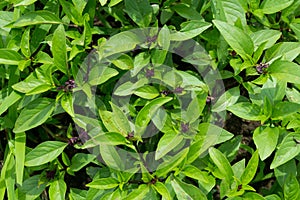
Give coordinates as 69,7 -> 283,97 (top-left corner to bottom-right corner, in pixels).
1,0 -> 300,199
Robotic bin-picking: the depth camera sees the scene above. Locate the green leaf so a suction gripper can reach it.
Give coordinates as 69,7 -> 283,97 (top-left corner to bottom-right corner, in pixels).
271,133 -> 300,169
14,0 -> 38,6
283,175 -> 300,200
110,102 -> 131,135
112,54 -> 133,70
49,179 -> 67,200
187,123 -> 234,163
212,86 -> 240,112
227,102 -> 262,121
86,177 -> 119,189
213,20 -> 254,60
52,24 -> 68,74
274,160 -> 297,187
12,79 -> 52,95
13,98 -> 55,133
59,0 -> 83,25
18,175 -> 47,199
170,20 -> 211,41
172,3 -> 203,20
99,110 -> 121,133
25,141 -> 68,166
209,147 -> 234,181
135,97 -> 173,135
124,0 -> 152,27
268,60 -> 300,85
211,0 -> 246,26
80,132 -> 129,148
20,27 -> 31,58
108,0 -> 123,7
15,132 -> 26,186
253,127 -> 279,160
61,93 -> 75,118
272,101 -> 300,120
181,165 -> 215,194
240,150 -> 259,185
134,85 -> 160,99
123,184 -> 149,200
67,153 -> 96,172
155,131 -> 184,160
100,144 -> 126,171
152,182 -> 172,200
171,177 -> 207,200
88,66 -> 119,86
155,148 -> 189,177
10,11 -> 62,27
0,91 -> 23,116
260,0 -> 294,14
0,49 -> 23,65
243,192 -> 265,200
265,42 -> 300,63
250,29 -> 281,51
99,0 -> 108,6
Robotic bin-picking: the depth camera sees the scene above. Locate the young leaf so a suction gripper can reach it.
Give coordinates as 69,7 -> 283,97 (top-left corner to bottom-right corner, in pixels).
135,97 -> 173,135
20,27 -> 31,58
240,150 -> 259,185
181,165 -> 215,194
123,184 -> 150,200
61,93 -> 75,118
209,147 -> 234,181
171,177 -> 207,200
155,131 -> 184,160
152,182 -> 172,200
15,132 -> 26,186
25,141 -> 68,166
49,179 -> 67,200
212,86 -> 240,112
170,20 -> 211,41
213,20 -> 254,60
110,102 -> 132,135
155,148 -> 189,177
86,177 -> 119,189
59,0 -> 83,25
13,98 -> 55,133
52,24 -> 68,74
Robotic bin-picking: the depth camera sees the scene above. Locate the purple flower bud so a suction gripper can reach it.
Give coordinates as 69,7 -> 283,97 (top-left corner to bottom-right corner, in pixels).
174,87 -> 184,94
181,122 -> 189,133
68,137 -> 78,145
206,96 -> 215,104
161,90 -> 170,96
145,69 -> 154,78
126,131 -> 134,140
256,63 -> 269,74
